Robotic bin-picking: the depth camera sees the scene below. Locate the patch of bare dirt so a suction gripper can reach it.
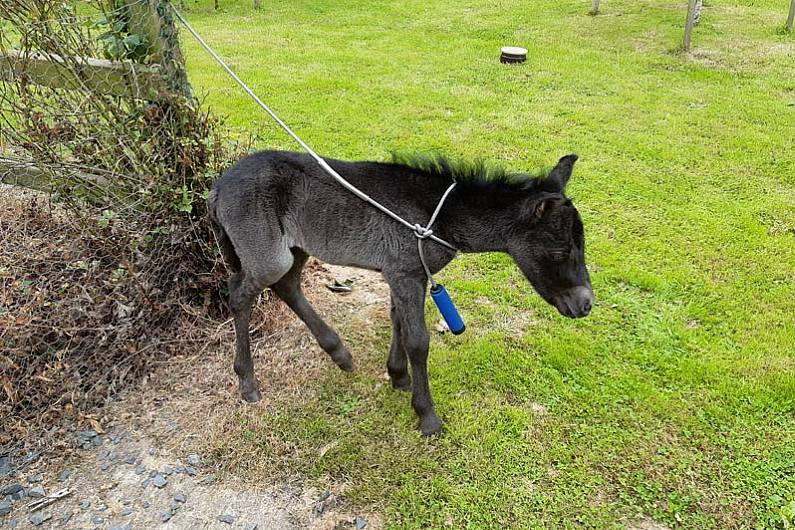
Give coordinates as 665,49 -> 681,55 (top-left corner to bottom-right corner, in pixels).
473,295 -> 539,335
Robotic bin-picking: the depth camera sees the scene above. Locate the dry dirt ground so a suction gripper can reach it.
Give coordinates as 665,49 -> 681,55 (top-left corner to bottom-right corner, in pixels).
2,262 -> 388,530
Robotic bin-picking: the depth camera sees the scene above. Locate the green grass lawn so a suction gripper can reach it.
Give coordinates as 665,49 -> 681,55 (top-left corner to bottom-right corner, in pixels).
179,0 -> 795,527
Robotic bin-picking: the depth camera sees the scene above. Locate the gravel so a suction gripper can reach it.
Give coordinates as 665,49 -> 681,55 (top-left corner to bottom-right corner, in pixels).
0,499 -> 12,516
78,430 -> 97,440
355,515 -> 367,529
9,489 -> 26,501
29,513 -> 51,526
0,483 -> 23,496
174,493 -> 186,503
27,485 -> 46,498
152,474 -> 168,488
218,514 -> 235,524
77,430 -> 99,449
26,473 -> 42,483
57,469 -> 72,482
187,454 -> 201,466
313,490 -> 336,516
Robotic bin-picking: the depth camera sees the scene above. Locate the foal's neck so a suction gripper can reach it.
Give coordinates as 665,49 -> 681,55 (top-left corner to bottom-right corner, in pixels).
435,200 -> 512,253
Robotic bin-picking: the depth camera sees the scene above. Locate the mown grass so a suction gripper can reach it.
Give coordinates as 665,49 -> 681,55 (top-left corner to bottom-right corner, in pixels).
179,0 -> 795,528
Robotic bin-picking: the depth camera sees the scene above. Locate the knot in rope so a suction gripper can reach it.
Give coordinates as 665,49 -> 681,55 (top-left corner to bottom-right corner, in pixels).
413,224 -> 433,239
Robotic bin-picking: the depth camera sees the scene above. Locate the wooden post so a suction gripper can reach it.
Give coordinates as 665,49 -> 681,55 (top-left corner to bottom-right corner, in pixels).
123,0 -> 192,98
254,0 -> 261,9
124,0 -> 163,60
683,0 -> 697,51
787,0 -> 795,31
590,0 -> 600,15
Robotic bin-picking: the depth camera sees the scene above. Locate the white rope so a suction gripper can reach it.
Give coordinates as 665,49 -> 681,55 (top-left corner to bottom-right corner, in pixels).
416,182 -> 457,286
169,3 -> 457,252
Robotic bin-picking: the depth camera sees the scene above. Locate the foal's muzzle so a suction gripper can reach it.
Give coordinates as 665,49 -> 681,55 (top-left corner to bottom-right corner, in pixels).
554,286 -> 593,318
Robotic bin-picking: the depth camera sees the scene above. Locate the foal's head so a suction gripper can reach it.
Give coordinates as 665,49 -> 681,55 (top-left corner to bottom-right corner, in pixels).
507,155 -> 593,318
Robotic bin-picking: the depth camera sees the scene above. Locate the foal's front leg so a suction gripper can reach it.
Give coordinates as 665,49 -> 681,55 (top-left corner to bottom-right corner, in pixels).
385,272 -> 442,436
387,296 -> 411,391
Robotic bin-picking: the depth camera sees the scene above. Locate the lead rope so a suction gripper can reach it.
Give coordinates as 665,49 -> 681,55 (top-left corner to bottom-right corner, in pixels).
416,182 -> 457,288
415,182 -> 465,334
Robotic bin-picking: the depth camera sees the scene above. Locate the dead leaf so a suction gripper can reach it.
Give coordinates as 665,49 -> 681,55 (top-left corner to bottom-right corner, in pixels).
319,441 -> 338,458
88,418 -> 105,434
1,376 -> 16,403
326,279 -> 354,294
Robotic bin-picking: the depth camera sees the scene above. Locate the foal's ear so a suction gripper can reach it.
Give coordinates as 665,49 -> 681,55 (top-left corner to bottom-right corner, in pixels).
523,193 -> 559,221
547,154 -> 578,191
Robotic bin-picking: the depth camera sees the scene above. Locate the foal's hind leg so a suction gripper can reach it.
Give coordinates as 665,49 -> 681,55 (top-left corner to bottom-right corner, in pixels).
228,248 -> 293,403
229,272 -> 267,402
271,249 -> 354,371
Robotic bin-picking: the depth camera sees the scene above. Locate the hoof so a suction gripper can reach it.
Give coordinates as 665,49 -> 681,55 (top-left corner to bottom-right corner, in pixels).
336,357 -> 354,372
390,375 -> 411,392
241,388 -> 262,403
420,415 -> 443,437
330,345 -> 354,372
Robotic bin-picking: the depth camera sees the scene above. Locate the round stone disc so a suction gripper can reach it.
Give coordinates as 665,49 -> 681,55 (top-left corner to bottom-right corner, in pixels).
501,46 -> 528,56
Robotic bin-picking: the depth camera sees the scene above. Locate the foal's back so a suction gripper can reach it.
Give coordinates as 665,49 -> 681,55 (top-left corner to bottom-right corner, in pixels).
211,150 -> 444,272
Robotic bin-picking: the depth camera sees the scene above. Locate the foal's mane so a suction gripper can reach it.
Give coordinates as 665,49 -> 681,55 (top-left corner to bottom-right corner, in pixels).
390,152 -> 548,195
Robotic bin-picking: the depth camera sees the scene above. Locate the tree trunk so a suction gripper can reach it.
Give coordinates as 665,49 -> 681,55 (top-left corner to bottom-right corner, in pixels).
787,0 -> 795,31
590,0 -> 600,15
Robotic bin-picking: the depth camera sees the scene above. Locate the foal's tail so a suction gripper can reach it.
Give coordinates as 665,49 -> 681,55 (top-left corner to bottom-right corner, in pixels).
207,189 -> 242,273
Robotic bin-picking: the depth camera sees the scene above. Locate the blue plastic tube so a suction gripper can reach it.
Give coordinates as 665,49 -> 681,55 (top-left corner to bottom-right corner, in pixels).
430,284 -> 466,335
